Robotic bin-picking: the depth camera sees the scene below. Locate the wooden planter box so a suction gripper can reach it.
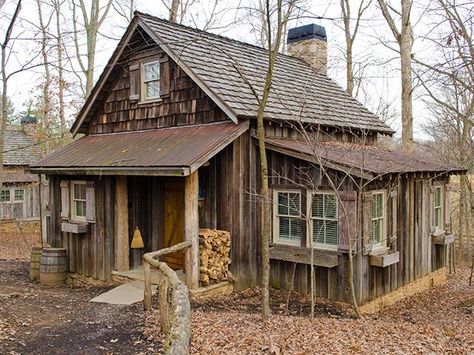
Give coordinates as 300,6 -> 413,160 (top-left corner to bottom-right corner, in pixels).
61,222 -> 88,234
433,233 -> 454,245
370,251 -> 399,268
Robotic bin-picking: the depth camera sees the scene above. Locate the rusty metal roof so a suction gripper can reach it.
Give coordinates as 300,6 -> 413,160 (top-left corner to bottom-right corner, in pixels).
31,122 -> 248,176
266,138 -> 466,177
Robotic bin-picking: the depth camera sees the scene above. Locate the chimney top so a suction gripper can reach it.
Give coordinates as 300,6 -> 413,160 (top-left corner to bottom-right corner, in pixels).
287,24 -> 327,44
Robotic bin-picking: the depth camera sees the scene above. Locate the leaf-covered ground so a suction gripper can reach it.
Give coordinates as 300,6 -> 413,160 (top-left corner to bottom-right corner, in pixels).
1,238 -> 472,354
146,269 -> 474,354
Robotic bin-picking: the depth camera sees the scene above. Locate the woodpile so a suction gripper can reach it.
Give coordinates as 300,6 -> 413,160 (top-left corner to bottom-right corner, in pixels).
198,229 -> 231,285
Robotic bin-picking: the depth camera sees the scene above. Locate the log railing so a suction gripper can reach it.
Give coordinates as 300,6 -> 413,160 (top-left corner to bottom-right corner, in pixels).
143,240 -> 192,354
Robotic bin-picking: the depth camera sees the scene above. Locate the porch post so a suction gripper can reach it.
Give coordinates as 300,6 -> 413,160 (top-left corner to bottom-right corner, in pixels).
115,176 -> 129,271
184,170 -> 199,290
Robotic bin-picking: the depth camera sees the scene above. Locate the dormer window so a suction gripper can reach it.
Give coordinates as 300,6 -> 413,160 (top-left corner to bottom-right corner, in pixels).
141,60 -> 160,101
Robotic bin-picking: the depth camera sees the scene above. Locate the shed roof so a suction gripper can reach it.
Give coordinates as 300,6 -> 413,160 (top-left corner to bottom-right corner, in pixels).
266,137 -> 466,177
72,12 -> 394,136
31,122 -> 248,176
3,127 -> 41,166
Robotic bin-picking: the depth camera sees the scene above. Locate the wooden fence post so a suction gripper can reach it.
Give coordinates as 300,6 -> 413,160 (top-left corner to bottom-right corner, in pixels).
143,261 -> 152,311
184,171 -> 199,290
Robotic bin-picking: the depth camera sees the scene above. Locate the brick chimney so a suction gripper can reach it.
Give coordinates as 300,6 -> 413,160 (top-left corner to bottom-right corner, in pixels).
287,24 -> 327,75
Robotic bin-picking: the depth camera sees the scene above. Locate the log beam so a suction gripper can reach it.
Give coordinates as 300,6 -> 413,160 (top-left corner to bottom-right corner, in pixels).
184,171 -> 199,290
115,176 -> 129,272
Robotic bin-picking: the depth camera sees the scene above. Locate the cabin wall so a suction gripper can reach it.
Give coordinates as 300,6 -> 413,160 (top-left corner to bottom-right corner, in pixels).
88,47 -> 228,134
47,175 -> 116,282
0,183 -> 40,221
264,121 -> 379,145
197,131 -> 260,290
263,148 -> 450,305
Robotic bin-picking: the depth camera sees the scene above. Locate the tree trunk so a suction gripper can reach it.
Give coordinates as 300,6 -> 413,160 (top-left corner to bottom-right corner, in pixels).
169,0 -> 179,22
400,0 -> 413,153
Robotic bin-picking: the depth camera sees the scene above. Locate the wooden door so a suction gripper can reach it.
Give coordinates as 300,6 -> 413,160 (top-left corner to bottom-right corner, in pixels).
163,183 -> 185,270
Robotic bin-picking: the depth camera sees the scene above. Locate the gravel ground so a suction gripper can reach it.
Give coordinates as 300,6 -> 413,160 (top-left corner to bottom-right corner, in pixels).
0,260 -> 161,355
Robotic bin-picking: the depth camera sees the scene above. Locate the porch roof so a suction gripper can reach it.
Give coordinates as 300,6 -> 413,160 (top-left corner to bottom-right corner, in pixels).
266,137 -> 466,178
30,121 -> 248,176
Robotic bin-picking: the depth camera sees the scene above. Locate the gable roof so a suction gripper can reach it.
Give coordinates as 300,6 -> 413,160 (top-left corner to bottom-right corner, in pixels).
3,127 -> 41,166
72,12 -> 394,136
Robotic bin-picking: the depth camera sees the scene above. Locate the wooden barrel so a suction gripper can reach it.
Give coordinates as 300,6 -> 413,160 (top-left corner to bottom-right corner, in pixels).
29,247 -> 42,281
39,248 -> 67,285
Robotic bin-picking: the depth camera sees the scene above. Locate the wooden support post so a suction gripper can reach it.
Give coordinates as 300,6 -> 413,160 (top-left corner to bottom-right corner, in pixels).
115,176 -> 129,272
143,261 -> 152,311
184,170 -> 199,290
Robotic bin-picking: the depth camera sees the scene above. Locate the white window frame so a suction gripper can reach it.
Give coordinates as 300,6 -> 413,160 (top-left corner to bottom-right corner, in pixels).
273,189 -> 302,246
13,189 -> 25,202
371,190 -> 386,250
0,189 -> 11,203
308,191 -> 339,251
141,59 -> 161,102
433,185 -> 444,231
71,181 -> 87,222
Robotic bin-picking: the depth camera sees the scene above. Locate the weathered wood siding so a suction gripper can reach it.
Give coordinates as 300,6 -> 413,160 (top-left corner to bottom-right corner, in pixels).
264,147 -> 450,305
88,45 -> 228,134
264,121 -> 378,145
0,183 -> 40,221
47,175 -> 116,282
198,131 -> 260,290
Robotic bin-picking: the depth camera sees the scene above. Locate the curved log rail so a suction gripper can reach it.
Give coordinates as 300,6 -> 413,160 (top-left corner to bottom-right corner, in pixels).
143,240 -> 192,354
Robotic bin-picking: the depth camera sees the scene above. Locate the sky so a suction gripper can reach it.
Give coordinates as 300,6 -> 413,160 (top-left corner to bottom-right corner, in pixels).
0,0 -> 443,140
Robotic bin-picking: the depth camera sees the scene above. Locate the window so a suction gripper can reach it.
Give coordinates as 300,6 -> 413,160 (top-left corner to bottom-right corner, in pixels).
0,189 -> 10,203
142,60 -> 160,100
310,193 -> 338,249
371,192 -> 385,248
14,189 -> 24,202
72,182 -> 87,221
273,190 -> 302,246
434,186 -> 443,230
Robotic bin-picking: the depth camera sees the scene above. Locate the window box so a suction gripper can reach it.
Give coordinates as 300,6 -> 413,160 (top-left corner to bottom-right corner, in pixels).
370,251 -> 399,267
433,232 -> 454,245
269,244 -> 338,268
61,221 -> 88,234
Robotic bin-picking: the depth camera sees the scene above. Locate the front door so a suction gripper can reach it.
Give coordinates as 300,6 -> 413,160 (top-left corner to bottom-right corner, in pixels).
163,182 -> 185,270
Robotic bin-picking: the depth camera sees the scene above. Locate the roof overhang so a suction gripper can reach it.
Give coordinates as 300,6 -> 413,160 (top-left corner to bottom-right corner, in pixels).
32,121 -> 249,176
264,137 -> 467,179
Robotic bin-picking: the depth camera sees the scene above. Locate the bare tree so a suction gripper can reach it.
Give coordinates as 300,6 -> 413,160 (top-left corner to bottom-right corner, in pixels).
416,0 -> 473,268
377,0 -> 414,153
53,0 -> 67,136
71,0 -> 113,97
0,0 -> 22,179
340,0 -> 372,96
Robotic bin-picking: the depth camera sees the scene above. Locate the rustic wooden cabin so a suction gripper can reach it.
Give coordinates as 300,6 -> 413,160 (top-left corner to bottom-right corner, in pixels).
1,121 -> 41,221
31,12 -> 464,307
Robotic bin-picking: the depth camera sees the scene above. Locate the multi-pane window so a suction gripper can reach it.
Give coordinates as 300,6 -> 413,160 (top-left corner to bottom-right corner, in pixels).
72,182 -> 87,221
371,192 -> 385,247
434,186 -> 443,230
142,61 -> 160,100
14,189 -> 24,202
311,193 -> 338,249
0,189 -> 10,203
274,191 -> 302,245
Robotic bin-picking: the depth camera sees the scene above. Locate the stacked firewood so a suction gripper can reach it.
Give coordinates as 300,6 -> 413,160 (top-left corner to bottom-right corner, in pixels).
198,229 -> 231,285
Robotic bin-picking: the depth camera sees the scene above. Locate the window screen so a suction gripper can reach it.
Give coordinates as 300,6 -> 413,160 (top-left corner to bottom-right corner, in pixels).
275,191 -> 301,244
311,193 -> 338,247
142,61 -> 160,100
